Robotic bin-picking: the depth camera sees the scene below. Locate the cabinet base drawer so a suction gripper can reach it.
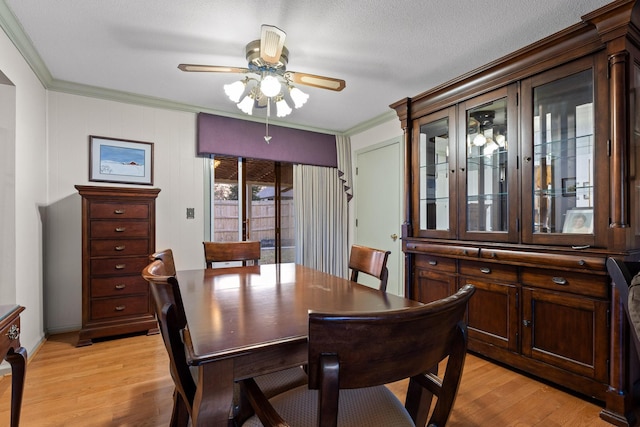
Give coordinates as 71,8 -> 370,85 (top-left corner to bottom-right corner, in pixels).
91,256 -> 150,276
90,296 -> 150,320
521,268 -> 608,298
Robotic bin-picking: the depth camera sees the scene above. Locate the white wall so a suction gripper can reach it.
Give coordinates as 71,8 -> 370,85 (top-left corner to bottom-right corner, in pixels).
0,25 -> 48,355
45,92 -> 207,333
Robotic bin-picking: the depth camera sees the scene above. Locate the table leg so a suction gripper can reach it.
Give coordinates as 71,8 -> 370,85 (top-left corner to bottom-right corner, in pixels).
192,359 -> 235,427
5,347 -> 27,427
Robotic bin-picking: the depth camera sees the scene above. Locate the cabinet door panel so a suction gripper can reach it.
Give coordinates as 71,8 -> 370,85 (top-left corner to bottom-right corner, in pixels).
458,85 -> 519,243
463,279 -> 519,352
521,287 -> 608,382
412,107 -> 457,238
413,268 -> 456,304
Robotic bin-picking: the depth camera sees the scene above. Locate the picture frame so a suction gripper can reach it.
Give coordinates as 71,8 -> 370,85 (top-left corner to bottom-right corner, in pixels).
561,177 -> 577,197
562,208 -> 593,234
89,135 -> 154,185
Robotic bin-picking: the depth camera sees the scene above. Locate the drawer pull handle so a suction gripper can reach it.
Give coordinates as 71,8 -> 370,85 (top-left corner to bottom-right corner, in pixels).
428,260 -> 437,266
115,305 -> 126,311
7,324 -> 19,340
114,209 -> 125,214
115,227 -> 126,232
114,245 -> 126,251
552,277 -> 568,285
462,250 -> 468,256
480,267 -> 491,274
115,264 -> 126,270
115,284 -> 126,290
578,259 -> 586,266
490,252 -> 497,258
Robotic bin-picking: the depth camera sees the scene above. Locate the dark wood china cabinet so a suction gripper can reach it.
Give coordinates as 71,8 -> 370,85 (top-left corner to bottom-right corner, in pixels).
391,1 -> 640,425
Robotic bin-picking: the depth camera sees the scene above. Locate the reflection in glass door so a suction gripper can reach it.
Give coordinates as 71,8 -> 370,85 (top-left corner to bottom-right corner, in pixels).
210,156 -> 294,264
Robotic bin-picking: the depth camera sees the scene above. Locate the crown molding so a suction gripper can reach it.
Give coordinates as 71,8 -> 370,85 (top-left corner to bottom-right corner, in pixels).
0,0 -> 52,86
344,109 -> 398,136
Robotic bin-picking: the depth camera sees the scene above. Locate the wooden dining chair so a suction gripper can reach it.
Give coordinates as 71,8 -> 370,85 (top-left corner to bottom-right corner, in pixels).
606,258 -> 640,379
142,259 -> 307,427
203,241 -> 261,268
240,284 -> 475,427
150,248 -> 177,276
348,244 -> 391,292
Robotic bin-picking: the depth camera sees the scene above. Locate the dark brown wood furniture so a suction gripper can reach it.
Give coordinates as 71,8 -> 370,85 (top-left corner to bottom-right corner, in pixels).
150,248 -> 177,276
607,258 -> 640,360
203,241 -> 261,268
142,259 -> 308,426
76,185 -> 160,346
240,285 -> 475,427
348,244 -> 391,292
0,304 -> 26,427
176,263 -> 424,426
391,1 -> 640,424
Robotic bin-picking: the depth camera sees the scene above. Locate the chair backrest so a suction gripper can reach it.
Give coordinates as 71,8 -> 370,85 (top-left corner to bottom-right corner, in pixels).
307,284 -> 475,427
141,260 -> 195,412
607,257 -> 640,363
348,244 -> 391,292
203,241 -> 261,268
150,248 -> 177,276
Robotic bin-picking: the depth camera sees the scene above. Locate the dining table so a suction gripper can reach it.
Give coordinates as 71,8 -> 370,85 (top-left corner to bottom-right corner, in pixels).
177,262 -> 423,426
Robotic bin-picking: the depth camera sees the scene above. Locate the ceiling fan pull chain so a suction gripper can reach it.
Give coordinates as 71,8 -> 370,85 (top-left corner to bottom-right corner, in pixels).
264,101 -> 272,144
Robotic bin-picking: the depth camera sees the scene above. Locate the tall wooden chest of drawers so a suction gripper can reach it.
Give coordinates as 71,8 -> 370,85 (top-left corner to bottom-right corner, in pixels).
75,185 -> 161,346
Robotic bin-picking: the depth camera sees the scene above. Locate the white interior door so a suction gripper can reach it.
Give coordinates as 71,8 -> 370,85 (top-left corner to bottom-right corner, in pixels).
355,138 -> 403,296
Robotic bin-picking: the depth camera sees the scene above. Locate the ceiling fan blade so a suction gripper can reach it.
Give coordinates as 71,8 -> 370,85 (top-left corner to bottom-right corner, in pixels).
178,64 -> 250,73
260,25 -> 286,64
285,71 -> 346,91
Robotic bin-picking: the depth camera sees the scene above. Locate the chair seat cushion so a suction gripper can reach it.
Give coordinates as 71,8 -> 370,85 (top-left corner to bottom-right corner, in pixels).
242,384 -> 414,426
255,366 -> 309,399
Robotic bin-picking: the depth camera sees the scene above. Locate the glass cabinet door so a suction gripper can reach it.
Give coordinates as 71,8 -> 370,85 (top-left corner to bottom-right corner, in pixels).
521,56 -> 602,245
458,85 -> 518,242
412,107 -> 456,238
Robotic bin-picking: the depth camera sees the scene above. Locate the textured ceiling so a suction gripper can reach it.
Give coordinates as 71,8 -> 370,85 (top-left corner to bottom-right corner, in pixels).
3,0 -> 614,133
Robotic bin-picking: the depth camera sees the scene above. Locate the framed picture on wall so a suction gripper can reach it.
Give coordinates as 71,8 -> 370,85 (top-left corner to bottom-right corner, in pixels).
89,135 -> 154,185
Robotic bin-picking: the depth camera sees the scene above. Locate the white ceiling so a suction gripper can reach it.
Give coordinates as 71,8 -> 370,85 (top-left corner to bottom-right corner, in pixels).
3,0 -> 613,133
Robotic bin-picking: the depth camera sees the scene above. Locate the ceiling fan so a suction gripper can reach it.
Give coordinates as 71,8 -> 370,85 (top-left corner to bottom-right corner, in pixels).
178,24 -> 346,119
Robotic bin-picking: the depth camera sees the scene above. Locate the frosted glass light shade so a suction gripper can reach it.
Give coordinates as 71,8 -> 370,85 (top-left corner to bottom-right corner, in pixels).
260,75 -> 281,97
276,98 -> 292,117
289,87 -> 309,108
224,80 -> 245,103
237,95 -> 254,115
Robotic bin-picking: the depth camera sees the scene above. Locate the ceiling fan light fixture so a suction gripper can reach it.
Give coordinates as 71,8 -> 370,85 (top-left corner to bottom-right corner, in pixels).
260,74 -> 282,98
224,78 -> 247,103
289,86 -> 309,108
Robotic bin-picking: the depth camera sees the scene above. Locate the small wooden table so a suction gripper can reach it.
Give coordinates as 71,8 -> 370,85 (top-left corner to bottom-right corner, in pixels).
0,305 -> 26,427
177,263 -> 423,426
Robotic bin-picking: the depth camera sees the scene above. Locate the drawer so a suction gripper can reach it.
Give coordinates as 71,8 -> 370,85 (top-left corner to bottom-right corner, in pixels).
91,256 -> 150,276
90,202 -> 149,219
90,239 -> 150,256
91,275 -> 150,298
459,261 -> 518,283
521,268 -> 608,299
415,255 -> 456,273
90,220 -> 149,238
90,295 -> 150,320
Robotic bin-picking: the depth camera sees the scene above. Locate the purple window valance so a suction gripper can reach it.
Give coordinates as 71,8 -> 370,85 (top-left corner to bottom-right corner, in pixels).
197,113 -> 337,167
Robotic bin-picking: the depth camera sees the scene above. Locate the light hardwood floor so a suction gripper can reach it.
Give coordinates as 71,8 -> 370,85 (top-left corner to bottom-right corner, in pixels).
0,332 -> 611,426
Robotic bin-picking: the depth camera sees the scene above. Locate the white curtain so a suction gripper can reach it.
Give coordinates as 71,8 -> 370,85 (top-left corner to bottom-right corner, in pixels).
294,165 -> 349,277
336,135 -> 354,202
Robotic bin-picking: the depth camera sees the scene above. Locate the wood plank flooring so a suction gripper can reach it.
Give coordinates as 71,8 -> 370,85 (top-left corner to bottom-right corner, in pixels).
0,332 -> 611,426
